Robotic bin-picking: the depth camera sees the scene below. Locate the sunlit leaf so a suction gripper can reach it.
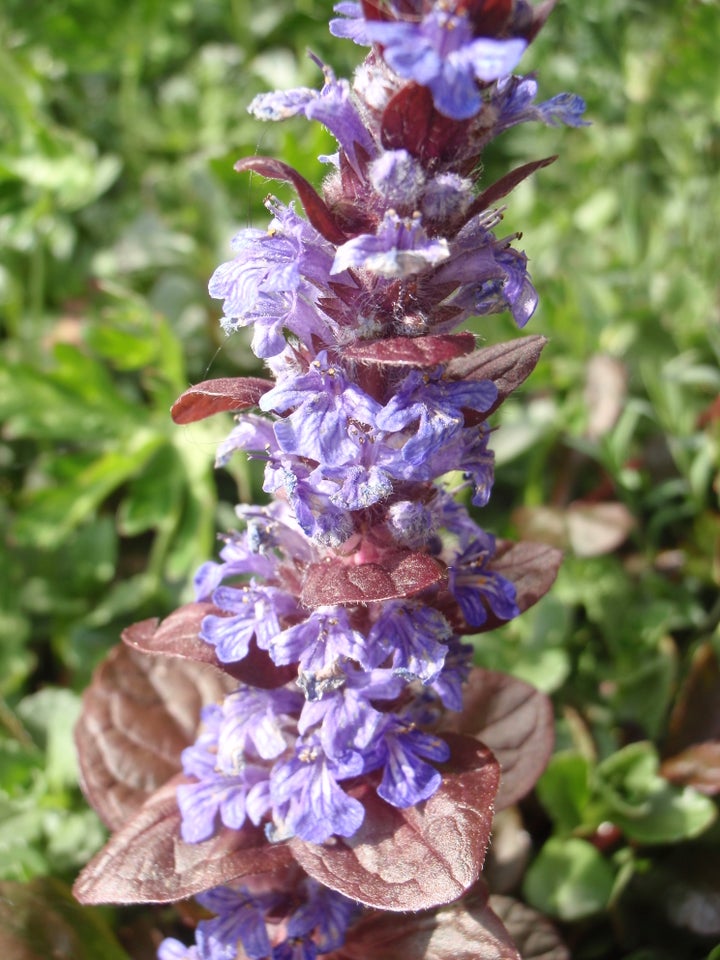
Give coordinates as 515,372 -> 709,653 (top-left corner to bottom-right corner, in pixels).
536,752 -> 592,835
171,376 -> 273,424
524,837 -> 615,921
74,775 -> 293,905
75,643 -> 234,830
334,884 -> 520,960
447,335 -> 547,415
291,735 -> 499,912
342,334 -> 475,368
596,742 -> 717,844
301,551 -> 446,607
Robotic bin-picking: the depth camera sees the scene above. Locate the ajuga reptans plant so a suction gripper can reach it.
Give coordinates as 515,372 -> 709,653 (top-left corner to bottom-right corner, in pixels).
74,3 -> 585,957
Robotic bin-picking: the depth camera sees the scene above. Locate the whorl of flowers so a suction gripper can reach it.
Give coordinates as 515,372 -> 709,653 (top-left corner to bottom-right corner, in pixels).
74,3 -> 585,959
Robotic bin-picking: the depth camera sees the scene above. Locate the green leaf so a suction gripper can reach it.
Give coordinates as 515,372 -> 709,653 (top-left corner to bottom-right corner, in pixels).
524,837 -> 615,921
596,742 -> 660,817
0,740 -> 41,796
13,432 -> 165,548
117,442 -> 183,536
0,607 -> 34,696
0,359 -> 131,441
16,688 -> 81,791
45,809 -> 106,873
596,743 -> 717,843
0,799 -> 47,880
537,752 -> 593,834
613,783 -> 717,845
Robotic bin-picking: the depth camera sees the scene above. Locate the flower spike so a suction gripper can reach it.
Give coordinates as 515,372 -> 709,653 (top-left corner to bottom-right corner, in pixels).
74,3 -> 584,958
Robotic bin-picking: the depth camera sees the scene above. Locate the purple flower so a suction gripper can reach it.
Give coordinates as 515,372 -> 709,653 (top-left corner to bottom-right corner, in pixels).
270,606 -> 374,673
194,531 -> 278,600
385,500 -> 436,549
376,368 -> 497,467
325,461 -> 394,511
430,489 -> 494,554
168,0 -> 574,897
448,536 -> 519,627
298,666 -> 403,759
196,886 -> 277,960
208,200 -> 336,358
331,210 -> 449,279
177,705 -> 272,841
431,210 -> 539,329
368,600 -> 452,684
368,149 -> 426,210
260,352 -> 383,467
157,939 -> 199,960
421,172 -> 474,223
236,504 -> 316,559
215,414 -> 277,470
261,457 -> 355,546
355,8 -> 527,120
201,583 -> 299,663
270,739 -> 365,843
373,720 -> 451,808
250,66 -> 376,177
429,637 -> 474,712
286,879 -> 358,952
177,688 -> 305,843
421,424 -> 494,507
328,2 -> 366,44
473,246 -> 538,328
218,687 -> 303,763
493,74 -> 588,134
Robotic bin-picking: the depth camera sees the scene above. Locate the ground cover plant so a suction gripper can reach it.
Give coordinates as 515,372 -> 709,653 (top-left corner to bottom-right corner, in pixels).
1,1 -> 719,959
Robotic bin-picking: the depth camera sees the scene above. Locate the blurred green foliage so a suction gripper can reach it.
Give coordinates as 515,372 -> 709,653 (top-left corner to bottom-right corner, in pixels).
0,0 -> 718,957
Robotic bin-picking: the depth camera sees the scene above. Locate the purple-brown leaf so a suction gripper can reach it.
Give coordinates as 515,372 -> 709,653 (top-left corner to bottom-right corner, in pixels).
302,551 -> 446,607
566,502 -> 635,557
122,604 -> 217,664
489,895 -> 569,960
121,604 -> 295,689
446,335 -> 547,416
171,377 -> 273,424
75,643 -> 234,830
440,668 -> 554,809
73,776 -> 293,905
342,334 -> 476,368
464,158 -> 557,225
512,502 -> 635,557
381,84 -> 469,164
665,643 -> 720,756
490,541 -> 562,618
583,354 -> 628,440
661,742 -> 720,796
290,735 -> 499,912
441,541 -> 563,636
466,0 -> 514,33
235,156 -> 347,244
331,884 -> 520,960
